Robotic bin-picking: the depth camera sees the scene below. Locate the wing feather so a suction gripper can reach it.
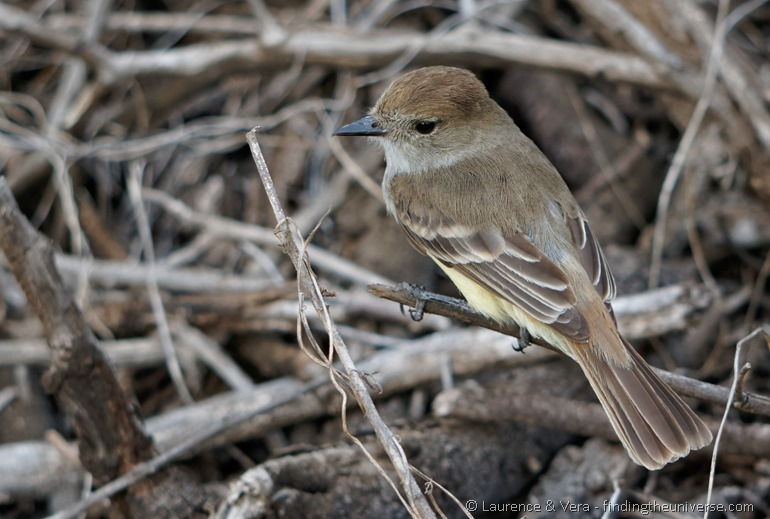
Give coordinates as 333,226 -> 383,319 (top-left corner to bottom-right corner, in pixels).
567,215 -> 617,301
399,213 -> 590,341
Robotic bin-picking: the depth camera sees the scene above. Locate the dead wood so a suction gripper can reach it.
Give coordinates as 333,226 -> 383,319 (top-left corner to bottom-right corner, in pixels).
2,1 -> 770,517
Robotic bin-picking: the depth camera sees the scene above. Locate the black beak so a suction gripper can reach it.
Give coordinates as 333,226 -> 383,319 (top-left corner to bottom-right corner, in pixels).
333,115 -> 388,137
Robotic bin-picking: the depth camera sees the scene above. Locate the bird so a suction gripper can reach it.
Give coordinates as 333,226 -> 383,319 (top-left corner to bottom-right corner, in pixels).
334,66 -> 712,470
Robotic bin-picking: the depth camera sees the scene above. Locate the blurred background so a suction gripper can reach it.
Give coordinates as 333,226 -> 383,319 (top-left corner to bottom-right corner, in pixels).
0,0 -> 769,517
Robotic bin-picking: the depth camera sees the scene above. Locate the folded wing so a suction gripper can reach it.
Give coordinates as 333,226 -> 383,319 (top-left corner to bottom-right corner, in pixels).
399,209 -> 590,342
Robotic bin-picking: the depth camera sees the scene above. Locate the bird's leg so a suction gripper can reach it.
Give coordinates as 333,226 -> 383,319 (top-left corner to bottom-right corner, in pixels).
399,282 -> 429,322
512,328 -> 531,353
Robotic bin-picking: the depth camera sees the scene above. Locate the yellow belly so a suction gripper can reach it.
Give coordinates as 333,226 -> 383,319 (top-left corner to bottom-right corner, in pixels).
436,259 -> 574,356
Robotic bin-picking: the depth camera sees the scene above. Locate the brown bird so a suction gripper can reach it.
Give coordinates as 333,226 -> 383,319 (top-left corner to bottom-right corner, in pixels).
335,66 -> 712,469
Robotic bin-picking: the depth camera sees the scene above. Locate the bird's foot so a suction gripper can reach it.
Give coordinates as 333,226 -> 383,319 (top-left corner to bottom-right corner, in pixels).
512,329 -> 531,353
399,283 -> 429,322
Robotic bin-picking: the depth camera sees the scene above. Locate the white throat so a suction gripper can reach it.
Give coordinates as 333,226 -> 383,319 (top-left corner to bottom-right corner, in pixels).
380,139 -> 468,176
379,139 -> 475,216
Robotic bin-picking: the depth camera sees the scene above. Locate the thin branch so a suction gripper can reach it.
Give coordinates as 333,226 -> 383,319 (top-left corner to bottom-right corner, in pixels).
245,128 -> 437,519
142,188 -> 392,286
649,0 -> 730,288
44,378 -> 326,519
571,0 -> 683,69
704,327 -> 769,519
172,321 -> 255,392
1,3 -> 680,90
127,162 -> 192,403
369,282 -> 711,342
0,177 -> 155,485
433,382 -> 770,457
54,253 -> 279,292
44,12 -> 262,36
369,282 -> 770,417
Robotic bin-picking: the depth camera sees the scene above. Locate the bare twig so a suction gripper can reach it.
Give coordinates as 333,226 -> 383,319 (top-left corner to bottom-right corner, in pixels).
245,128 -> 437,518
43,12 -> 267,36
43,378 -> 326,519
433,380 -> 770,458
4,320 -> 770,498
0,386 -> 17,414
245,0 -> 286,46
369,282 -> 713,341
743,248 -> 770,332
46,0 -> 110,129
704,327 -> 769,518
1,3 -> 680,90
327,137 -> 383,201
172,321 -> 255,392
369,282 -> 770,417
127,162 -> 192,403
0,337 -> 163,368
54,253 -> 278,292
142,188 -> 392,286
565,84 -> 645,228
0,326 -> 552,497
0,4 -> 111,74
0,177 -> 155,486
649,0 -> 730,289
571,0 -> 683,69
676,0 -> 770,149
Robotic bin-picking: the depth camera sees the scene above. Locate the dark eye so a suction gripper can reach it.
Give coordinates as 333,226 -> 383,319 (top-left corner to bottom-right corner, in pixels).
414,120 -> 437,135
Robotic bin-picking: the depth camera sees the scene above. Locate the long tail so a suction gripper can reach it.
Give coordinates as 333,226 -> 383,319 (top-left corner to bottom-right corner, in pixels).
572,339 -> 712,470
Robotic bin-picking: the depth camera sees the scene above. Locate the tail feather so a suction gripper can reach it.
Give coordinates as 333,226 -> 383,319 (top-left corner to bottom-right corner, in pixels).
596,378 -> 660,467
613,354 -> 688,452
626,344 -> 713,448
573,339 -> 712,470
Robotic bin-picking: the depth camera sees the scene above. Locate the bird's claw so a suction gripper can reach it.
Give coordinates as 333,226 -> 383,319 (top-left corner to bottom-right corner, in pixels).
512,329 -> 531,353
399,283 -> 429,322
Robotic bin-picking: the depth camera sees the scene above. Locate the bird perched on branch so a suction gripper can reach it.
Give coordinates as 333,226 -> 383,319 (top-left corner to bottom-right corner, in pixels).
335,66 -> 712,469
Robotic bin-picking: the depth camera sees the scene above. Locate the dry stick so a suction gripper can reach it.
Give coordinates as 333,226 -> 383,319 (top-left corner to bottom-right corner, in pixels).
0,93 -> 91,297
0,327 -> 551,498
76,100 -> 332,160
601,479 -> 624,519
704,327 -> 768,519
649,0 -> 731,289
571,0 -> 683,69
355,0 -> 483,88
172,322 -> 255,392
8,0 -> 107,248
0,177 -> 155,485
433,385 -> 770,457
369,283 -> 770,417
43,378 -> 326,519
127,162 -> 193,404
684,171 -> 721,296
0,337 -> 163,368
5,325 -> 769,497
44,12 -> 268,36
46,0 -> 109,129
246,0 -> 286,45
0,3 -> 678,91
327,137 -> 383,200
0,386 -> 17,413
0,5 -> 111,80
141,188 -> 392,286
55,254 -> 278,292
245,128 -> 437,519
677,0 -> 770,151
743,248 -> 770,331
565,84 -> 645,229
111,30 -> 676,89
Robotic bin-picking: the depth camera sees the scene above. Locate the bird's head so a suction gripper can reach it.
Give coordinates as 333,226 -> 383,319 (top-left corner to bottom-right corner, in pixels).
335,66 -> 501,173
